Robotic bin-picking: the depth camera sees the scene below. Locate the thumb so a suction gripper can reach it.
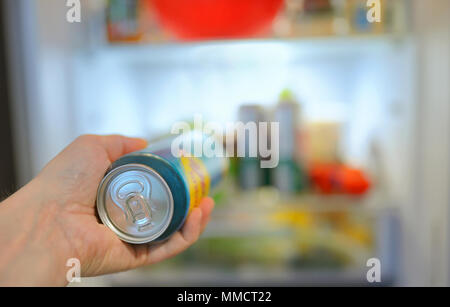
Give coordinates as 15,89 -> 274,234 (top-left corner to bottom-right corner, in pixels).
97,135 -> 148,162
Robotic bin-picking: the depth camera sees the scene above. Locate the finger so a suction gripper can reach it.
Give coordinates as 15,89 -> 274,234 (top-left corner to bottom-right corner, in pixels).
198,197 -> 215,233
98,135 -> 147,162
144,208 -> 203,265
181,207 -> 203,243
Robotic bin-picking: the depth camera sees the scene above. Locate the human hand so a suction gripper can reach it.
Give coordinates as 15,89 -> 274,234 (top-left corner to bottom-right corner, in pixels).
0,135 -> 214,286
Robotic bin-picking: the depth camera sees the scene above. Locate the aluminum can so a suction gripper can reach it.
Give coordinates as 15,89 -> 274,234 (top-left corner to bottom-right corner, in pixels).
96,131 -> 228,244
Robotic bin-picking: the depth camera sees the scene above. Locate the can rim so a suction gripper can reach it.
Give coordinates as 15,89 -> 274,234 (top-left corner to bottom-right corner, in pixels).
96,163 -> 174,244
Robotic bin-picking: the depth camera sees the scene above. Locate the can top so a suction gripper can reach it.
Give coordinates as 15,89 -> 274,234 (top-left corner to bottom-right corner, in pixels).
97,164 -> 174,244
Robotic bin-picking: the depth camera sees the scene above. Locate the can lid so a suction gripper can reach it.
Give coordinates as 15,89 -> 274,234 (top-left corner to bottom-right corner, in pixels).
97,164 -> 174,244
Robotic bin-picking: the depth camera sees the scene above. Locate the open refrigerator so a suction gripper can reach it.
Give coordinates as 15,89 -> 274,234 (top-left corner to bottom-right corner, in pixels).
3,0 -> 450,286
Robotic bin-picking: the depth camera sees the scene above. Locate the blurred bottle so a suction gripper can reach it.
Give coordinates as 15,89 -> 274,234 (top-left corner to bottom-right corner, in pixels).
271,90 -> 308,194
106,0 -> 144,43
237,105 -> 268,190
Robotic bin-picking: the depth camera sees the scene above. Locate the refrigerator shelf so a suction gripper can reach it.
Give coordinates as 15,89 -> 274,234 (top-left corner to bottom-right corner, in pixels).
90,34 -> 410,66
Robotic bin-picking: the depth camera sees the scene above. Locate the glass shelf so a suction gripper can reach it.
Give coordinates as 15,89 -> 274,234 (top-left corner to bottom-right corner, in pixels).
86,34 -> 410,66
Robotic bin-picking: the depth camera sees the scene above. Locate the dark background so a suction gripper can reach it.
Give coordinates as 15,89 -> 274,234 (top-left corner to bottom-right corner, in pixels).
0,2 -> 16,198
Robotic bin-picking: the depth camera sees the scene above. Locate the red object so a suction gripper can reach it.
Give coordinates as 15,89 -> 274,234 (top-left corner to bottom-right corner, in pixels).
309,164 -> 371,195
148,0 -> 284,40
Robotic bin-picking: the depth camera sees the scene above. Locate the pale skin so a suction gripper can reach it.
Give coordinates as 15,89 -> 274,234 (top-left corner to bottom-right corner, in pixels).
0,135 -> 214,286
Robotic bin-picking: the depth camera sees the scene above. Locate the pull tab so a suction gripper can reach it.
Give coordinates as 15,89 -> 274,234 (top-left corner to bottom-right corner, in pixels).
125,194 -> 154,231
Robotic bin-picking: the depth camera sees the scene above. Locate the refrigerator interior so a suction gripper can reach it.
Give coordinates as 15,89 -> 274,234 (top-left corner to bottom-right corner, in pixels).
4,0 -> 450,286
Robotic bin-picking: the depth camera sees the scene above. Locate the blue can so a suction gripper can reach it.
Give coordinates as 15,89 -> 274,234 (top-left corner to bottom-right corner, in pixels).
96,132 -> 228,244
